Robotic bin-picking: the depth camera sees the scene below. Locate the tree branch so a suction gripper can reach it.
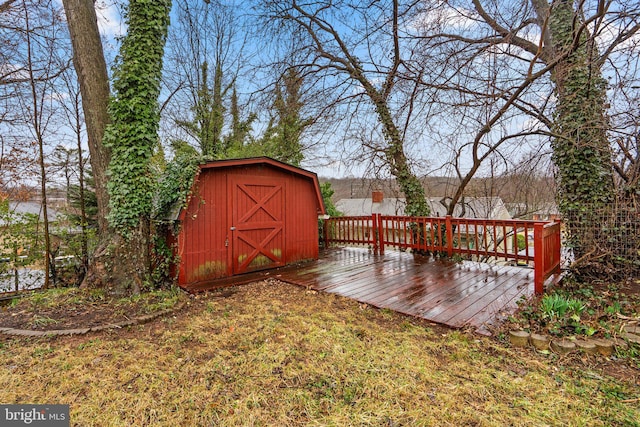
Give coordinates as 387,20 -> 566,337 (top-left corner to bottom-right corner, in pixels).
381,0 -> 400,100
0,0 -> 18,14
472,0 -> 540,57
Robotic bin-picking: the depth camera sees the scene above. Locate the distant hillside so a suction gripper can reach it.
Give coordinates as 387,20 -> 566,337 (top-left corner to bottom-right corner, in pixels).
319,175 -> 556,216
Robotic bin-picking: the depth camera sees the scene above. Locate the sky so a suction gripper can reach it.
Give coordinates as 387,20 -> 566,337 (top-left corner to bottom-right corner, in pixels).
71,1 -> 546,179
8,0 -> 638,187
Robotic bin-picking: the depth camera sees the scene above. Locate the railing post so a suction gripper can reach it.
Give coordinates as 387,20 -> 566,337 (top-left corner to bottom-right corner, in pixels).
446,215 -> 453,257
554,220 -> 562,274
371,214 -> 378,255
533,222 -> 544,295
378,214 -> 385,255
323,218 -> 330,249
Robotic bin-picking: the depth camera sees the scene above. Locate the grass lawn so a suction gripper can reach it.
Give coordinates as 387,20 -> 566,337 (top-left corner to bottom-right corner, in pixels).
1,280 -> 638,426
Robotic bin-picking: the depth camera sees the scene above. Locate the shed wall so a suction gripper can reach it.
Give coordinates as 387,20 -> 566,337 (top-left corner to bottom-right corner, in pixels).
175,163 -> 321,287
178,171 -> 230,284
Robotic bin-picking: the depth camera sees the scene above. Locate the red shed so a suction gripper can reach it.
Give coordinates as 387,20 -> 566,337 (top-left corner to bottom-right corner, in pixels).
168,157 -> 326,288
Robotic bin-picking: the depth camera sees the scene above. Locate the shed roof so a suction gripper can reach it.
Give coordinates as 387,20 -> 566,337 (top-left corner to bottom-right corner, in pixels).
170,157 -> 326,222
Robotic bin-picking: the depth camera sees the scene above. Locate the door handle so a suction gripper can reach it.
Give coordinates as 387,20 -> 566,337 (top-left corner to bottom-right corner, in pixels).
230,226 -> 236,231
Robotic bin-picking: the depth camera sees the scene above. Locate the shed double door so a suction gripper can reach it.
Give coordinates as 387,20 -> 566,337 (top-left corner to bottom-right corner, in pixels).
230,177 -> 285,275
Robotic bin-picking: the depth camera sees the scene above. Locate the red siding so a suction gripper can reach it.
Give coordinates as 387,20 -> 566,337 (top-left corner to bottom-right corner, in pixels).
172,158 -> 325,288
178,171 -> 230,284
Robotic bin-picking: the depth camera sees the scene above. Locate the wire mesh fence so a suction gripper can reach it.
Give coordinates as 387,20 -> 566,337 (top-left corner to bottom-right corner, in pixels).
563,202 -> 640,279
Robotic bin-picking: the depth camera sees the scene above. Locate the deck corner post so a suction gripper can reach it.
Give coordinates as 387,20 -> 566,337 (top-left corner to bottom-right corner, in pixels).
533,222 -> 544,295
446,215 -> 453,257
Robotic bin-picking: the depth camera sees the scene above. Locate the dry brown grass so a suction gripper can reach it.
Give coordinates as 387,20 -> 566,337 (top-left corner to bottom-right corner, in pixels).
1,280 -> 638,426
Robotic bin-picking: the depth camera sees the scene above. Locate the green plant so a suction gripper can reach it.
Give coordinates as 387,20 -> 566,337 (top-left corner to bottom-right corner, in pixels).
76,339 -> 101,351
142,287 -> 181,313
319,182 -> 342,245
153,149 -> 202,222
31,346 -> 54,358
567,298 -> 586,315
31,315 -> 57,328
538,293 -> 594,336
605,302 -> 622,315
151,233 -> 177,286
540,293 -> 585,320
88,288 -> 106,301
320,182 -> 341,218
573,324 -> 597,336
28,292 -> 50,307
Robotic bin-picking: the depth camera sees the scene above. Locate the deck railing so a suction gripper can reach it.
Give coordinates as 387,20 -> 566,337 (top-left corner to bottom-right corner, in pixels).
323,214 -> 562,295
533,220 -> 562,295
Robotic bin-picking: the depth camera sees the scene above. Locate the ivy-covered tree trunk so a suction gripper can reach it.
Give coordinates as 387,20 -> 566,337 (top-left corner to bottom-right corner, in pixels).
210,62 -> 225,156
272,69 -> 306,166
85,0 -> 171,293
545,1 -> 614,264
197,61 -> 225,157
370,90 -> 429,217
176,61 -> 228,158
472,0 -> 627,275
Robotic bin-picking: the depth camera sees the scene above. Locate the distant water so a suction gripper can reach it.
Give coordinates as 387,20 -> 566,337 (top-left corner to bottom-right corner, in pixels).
0,269 -> 45,293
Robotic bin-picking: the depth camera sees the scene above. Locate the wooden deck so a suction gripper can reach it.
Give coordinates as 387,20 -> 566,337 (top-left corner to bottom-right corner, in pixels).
189,247 -> 537,334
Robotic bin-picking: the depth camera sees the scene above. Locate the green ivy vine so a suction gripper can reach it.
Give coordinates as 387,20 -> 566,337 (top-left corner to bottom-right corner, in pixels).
154,152 -> 203,222
548,1 -> 614,262
104,0 -> 172,236
549,1 -> 613,211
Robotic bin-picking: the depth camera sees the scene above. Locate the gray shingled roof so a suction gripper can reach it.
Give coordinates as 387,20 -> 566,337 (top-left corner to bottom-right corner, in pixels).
335,196 -> 511,219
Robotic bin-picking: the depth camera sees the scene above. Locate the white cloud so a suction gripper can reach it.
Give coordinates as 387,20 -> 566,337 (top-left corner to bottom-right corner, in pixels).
95,1 -> 125,38
409,1 -> 477,34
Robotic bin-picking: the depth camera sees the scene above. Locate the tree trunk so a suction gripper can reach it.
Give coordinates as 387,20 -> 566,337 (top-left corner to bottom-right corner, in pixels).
23,0 -> 51,289
83,220 -> 150,295
93,0 -> 171,294
61,0 -> 110,235
542,0 -> 614,263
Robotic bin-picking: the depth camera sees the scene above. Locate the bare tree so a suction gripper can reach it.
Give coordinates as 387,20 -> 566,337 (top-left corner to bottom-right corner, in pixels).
258,0 -> 431,215
5,0 -> 70,288
423,1 -> 639,267
58,70 -> 90,274
163,0 -> 252,158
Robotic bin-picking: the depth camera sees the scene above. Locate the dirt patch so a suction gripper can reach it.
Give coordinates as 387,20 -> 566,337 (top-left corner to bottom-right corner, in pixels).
0,287 -> 185,331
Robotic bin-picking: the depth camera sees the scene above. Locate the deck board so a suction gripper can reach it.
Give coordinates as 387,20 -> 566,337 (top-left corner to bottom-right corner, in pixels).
426,266 -> 523,326
190,247 -> 537,334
